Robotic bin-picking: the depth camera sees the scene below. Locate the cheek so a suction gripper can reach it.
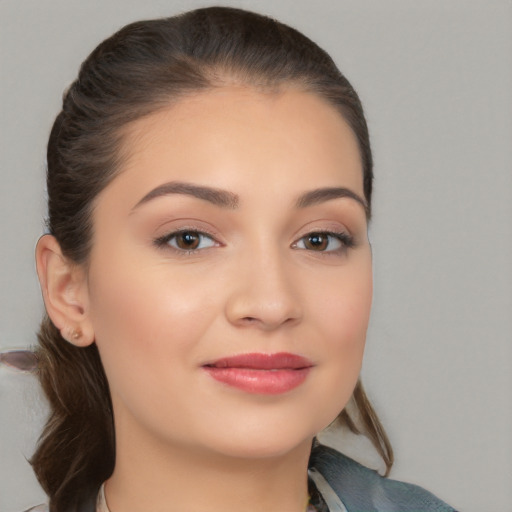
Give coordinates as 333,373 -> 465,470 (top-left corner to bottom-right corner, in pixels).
316,256 -> 372,352
85,258 -> 219,394
307,256 -> 372,420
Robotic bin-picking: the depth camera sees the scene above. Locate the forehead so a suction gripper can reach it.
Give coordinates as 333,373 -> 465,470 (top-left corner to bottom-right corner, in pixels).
101,86 -> 364,209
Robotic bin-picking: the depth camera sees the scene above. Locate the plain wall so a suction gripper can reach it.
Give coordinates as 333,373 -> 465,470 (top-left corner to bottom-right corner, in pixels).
1,1 -> 511,511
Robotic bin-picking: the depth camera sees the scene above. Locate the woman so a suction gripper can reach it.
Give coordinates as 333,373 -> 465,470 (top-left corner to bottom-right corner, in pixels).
27,6 -> 455,512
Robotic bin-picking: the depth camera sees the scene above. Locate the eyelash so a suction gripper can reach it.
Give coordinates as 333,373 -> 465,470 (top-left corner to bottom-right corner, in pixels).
153,229 -> 355,256
153,229 -> 220,255
292,231 -> 355,255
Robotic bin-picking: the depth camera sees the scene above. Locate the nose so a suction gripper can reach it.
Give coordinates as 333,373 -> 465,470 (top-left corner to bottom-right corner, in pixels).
224,248 -> 303,331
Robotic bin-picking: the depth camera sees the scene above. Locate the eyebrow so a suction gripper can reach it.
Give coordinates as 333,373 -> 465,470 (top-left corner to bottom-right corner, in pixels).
295,187 -> 368,213
132,181 -> 240,210
132,181 -> 367,213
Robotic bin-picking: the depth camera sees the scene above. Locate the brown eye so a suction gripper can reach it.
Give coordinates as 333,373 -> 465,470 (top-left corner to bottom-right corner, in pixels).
304,233 -> 329,251
293,231 -> 353,253
175,231 -> 200,250
155,230 -> 218,252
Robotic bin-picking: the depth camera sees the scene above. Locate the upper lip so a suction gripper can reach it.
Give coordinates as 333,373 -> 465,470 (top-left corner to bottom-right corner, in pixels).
203,352 -> 313,370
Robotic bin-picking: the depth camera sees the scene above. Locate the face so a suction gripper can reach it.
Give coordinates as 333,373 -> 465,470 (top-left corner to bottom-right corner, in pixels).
84,86 -> 372,460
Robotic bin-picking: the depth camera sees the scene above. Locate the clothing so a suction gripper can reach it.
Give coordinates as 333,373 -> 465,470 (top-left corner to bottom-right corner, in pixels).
310,444 -> 456,511
25,444 -> 456,512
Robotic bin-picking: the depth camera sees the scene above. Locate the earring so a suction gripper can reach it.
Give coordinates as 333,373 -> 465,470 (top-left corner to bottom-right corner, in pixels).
71,328 -> 83,341
63,326 -> 82,342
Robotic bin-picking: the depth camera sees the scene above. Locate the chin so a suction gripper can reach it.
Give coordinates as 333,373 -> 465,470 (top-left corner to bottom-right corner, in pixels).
188,394 -> 349,462
207,434 -> 314,461
192,415 -> 326,462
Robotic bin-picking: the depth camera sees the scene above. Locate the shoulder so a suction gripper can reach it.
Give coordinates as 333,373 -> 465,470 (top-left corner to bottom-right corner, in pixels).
310,443 -> 457,512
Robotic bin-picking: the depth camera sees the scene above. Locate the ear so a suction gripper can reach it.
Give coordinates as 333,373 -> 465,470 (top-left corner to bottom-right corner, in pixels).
35,234 -> 95,347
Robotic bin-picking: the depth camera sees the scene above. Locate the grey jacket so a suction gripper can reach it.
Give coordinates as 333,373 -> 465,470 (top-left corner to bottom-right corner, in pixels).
26,444 -> 456,512
309,444 -> 456,511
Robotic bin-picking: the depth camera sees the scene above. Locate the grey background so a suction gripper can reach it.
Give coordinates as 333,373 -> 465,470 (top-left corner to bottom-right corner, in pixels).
1,1 -> 511,511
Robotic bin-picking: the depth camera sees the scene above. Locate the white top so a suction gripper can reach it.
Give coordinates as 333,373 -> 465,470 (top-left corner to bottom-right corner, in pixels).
26,472 -> 347,512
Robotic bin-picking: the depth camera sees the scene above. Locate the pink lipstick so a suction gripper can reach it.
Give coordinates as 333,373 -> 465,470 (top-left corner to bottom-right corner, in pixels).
202,352 -> 313,394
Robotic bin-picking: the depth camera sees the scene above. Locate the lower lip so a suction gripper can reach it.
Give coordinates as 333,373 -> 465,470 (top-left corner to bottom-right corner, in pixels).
203,367 -> 311,394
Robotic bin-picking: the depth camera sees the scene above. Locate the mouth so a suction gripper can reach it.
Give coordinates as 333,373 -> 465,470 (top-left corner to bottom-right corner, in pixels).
202,352 -> 313,394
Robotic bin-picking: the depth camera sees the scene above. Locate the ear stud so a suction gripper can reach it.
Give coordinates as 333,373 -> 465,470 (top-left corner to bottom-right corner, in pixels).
71,328 -> 83,341
63,327 -> 83,342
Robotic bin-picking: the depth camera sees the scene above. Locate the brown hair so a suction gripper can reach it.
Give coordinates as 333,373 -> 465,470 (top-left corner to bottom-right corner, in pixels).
32,6 -> 392,510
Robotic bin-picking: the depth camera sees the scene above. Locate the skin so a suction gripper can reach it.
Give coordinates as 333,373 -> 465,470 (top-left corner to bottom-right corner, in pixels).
37,86 -> 372,512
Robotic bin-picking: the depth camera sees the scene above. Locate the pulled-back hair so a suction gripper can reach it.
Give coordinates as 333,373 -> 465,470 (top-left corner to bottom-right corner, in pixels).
32,6 -> 391,511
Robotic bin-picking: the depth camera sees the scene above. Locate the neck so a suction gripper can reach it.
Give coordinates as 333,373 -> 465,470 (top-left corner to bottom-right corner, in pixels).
106,419 -> 313,512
